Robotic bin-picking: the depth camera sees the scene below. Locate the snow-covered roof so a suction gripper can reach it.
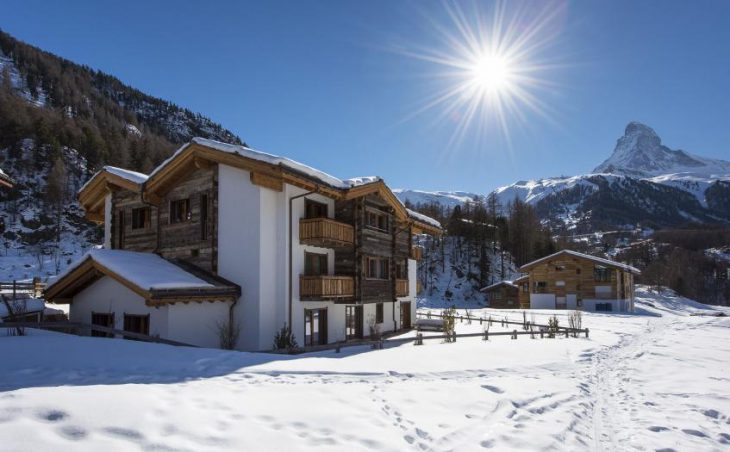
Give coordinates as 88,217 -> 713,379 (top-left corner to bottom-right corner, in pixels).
0,297 -> 45,318
49,249 -> 214,292
480,281 -> 517,292
151,137 -> 351,189
407,208 -> 442,229
103,166 -> 149,184
79,165 -> 148,193
150,138 -> 442,230
343,176 -> 382,187
521,249 -> 641,274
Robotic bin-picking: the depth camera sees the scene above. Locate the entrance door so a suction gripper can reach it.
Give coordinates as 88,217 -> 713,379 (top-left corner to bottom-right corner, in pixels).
345,305 -> 363,340
304,308 -> 328,346
400,301 -> 412,329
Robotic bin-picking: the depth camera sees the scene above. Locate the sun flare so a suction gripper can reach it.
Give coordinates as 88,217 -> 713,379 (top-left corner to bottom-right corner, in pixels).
399,1 -> 565,148
469,53 -> 513,95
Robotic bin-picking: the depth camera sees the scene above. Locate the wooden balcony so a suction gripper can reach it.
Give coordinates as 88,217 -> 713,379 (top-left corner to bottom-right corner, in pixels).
410,246 -> 424,261
299,217 -> 354,248
300,275 -> 355,300
396,279 -> 409,297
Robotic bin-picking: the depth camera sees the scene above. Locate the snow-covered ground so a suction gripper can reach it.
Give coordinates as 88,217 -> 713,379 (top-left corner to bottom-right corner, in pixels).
0,286 -> 728,451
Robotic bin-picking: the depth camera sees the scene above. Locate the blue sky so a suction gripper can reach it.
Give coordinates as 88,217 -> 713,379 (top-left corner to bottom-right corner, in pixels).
3,0 -> 730,193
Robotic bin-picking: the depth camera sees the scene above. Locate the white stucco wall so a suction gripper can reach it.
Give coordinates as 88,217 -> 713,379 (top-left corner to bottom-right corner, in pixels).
167,301 -> 232,348
530,293 -> 556,309
217,164 -> 263,351
70,276 -> 169,339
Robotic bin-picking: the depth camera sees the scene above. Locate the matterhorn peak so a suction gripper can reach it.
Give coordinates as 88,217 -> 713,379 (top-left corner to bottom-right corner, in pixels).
591,121 -> 730,177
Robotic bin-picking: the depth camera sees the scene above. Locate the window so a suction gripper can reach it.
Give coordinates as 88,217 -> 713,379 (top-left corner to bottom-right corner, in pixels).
556,280 -> 566,287
395,261 -> 407,279
200,194 -> 209,239
366,257 -> 389,279
123,314 -> 149,339
576,268 -> 582,275
304,308 -> 327,346
117,209 -> 125,249
595,303 -> 613,312
594,266 -> 612,282
555,265 -> 565,271
534,281 -> 547,293
304,252 -> 328,276
170,198 -> 191,224
521,283 -> 529,293
131,207 -> 150,230
366,210 -> 389,232
376,303 -> 384,323
493,291 -> 503,300
91,312 -> 114,338
305,199 -> 328,219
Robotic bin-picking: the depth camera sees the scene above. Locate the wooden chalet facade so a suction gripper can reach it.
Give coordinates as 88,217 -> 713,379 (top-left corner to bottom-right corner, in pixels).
479,281 -> 519,309
517,249 -> 640,312
46,138 -> 441,350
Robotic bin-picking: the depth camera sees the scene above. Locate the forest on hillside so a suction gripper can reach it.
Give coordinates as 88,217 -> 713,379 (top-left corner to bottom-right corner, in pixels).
0,30 -> 241,173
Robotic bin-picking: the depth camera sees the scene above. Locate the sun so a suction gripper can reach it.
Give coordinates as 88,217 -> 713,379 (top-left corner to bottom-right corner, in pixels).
397,1 -> 565,148
469,53 -> 513,95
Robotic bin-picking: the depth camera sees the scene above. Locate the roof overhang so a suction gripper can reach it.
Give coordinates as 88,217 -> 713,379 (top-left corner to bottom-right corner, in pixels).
78,169 -> 144,223
45,255 -> 240,306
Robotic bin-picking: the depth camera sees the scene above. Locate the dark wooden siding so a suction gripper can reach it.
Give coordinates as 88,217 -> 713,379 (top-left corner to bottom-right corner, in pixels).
111,191 -> 157,253
157,166 -> 218,273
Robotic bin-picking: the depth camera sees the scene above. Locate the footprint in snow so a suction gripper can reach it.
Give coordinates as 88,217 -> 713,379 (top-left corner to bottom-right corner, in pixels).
36,409 -> 68,422
481,385 -> 504,394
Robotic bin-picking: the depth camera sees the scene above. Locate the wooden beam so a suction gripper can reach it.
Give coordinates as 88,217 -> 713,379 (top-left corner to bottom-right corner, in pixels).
250,171 -> 283,191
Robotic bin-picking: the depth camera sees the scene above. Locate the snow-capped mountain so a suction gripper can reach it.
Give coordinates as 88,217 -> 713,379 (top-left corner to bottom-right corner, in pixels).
594,122 -> 730,178
397,122 -> 730,232
393,189 -> 481,209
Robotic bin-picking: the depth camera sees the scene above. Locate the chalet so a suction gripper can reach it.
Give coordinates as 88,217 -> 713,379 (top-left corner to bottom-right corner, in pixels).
44,138 -> 441,350
517,250 -> 640,312
479,281 -> 519,309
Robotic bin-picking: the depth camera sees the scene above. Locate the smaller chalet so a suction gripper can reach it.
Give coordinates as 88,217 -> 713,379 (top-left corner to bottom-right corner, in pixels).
45,249 -> 240,347
479,281 -> 519,309
517,249 -> 640,312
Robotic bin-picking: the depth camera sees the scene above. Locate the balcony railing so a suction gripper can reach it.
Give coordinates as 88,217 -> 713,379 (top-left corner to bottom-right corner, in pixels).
410,246 -> 424,261
299,217 -> 354,248
396,279 -> 409,297
300,275 -> 355,300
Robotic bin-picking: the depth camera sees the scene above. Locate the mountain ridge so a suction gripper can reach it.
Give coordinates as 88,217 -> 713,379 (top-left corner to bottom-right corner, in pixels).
396,122 -> 730,232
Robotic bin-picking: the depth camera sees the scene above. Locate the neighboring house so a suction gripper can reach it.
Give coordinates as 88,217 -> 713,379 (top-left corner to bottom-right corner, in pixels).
479,281 -> 519,309
517,249 -> 640,312
45,138 -> 441,350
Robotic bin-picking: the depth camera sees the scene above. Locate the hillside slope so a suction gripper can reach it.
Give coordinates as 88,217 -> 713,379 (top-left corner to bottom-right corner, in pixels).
0,31 -> 243,280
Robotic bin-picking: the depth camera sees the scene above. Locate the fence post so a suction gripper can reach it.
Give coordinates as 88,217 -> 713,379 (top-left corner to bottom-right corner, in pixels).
565,329 -> 569,338
585,328 -> 589,338
540,330 -> 543,339
415,333 -> 423,346
512,330 -> 517,340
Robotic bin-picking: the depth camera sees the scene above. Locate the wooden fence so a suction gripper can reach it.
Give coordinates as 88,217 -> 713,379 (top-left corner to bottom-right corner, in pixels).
0,279 -> 46,298
417,311 -> 588,335
0,321 -> 196,347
